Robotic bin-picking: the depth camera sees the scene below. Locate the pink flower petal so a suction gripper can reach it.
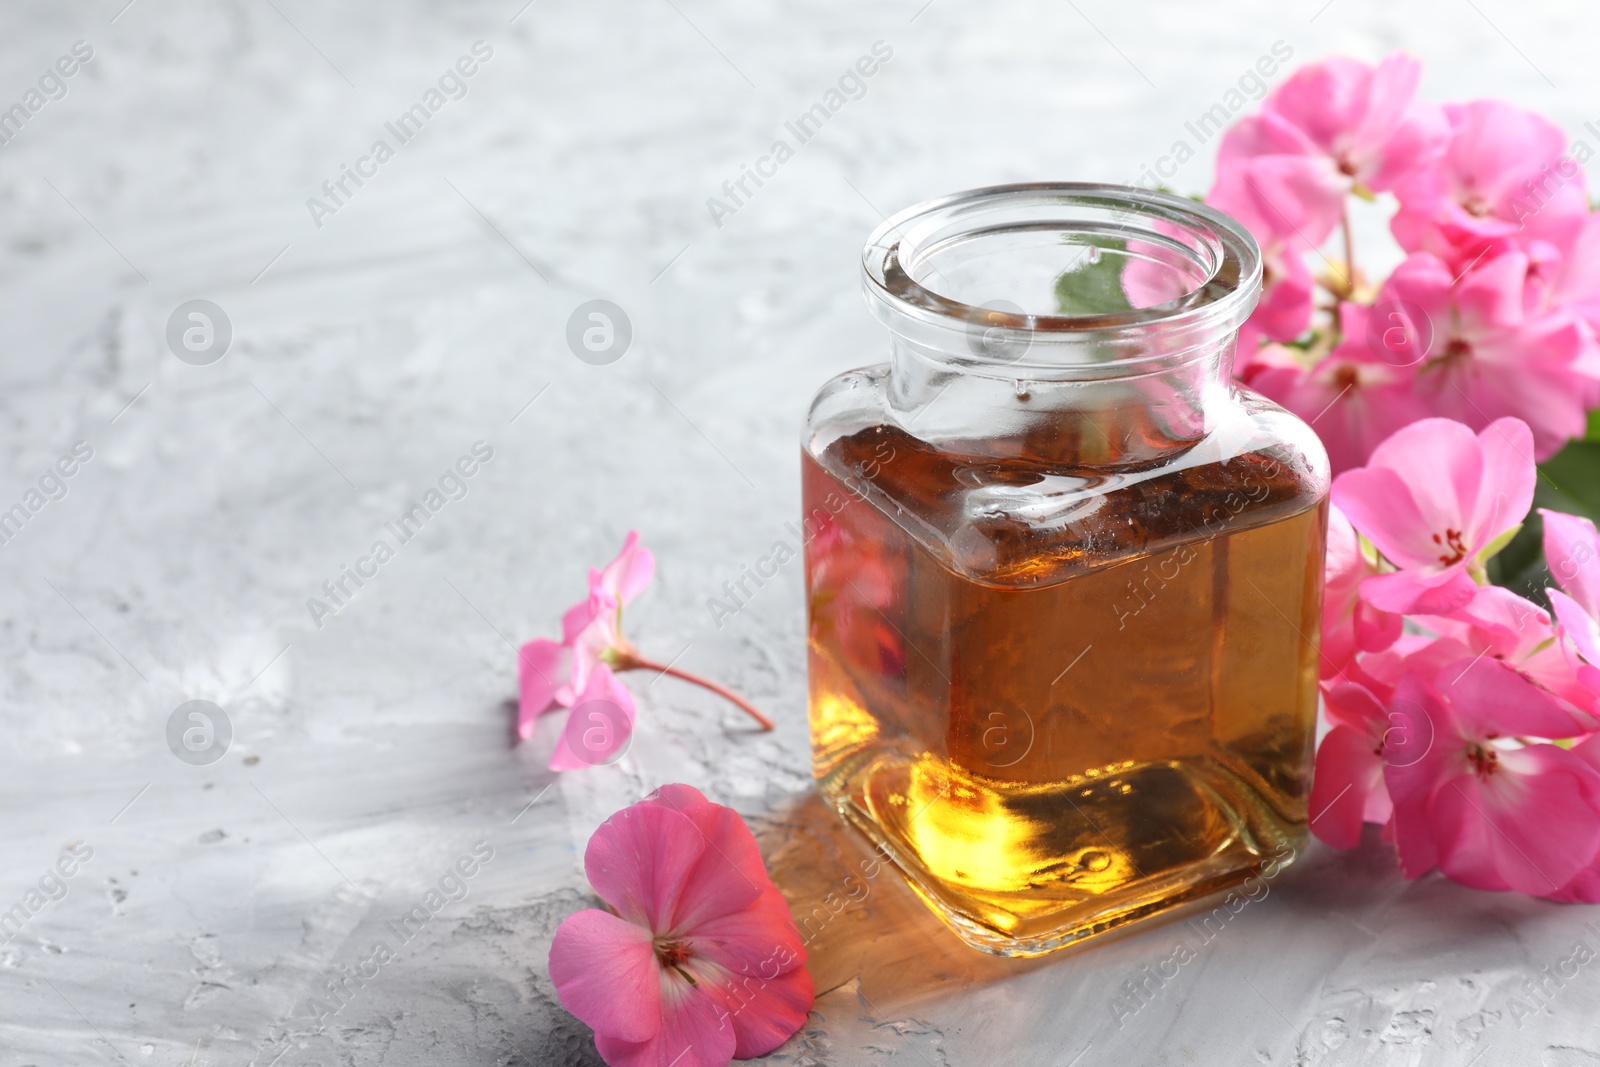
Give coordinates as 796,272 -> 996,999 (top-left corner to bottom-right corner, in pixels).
562,589 -> 607,644
1468,320 -> 1595,458
550,665 -> 637,771
1356,52 -> 1421,126
1420,584 -> 1555,667
1443,100 -> 1568,202
566,589 -> 621,695
1215,108 -> 1318,164
649,783 -> 717,822
584,798 -> 706,929
1311,724 -> 1389,850
1449,654 -> 1590,741
1331,466 -> 1436,570
1542,509 -> 1600,620
1233,154 -> 1346,247
1382,673 -> 1448,878
1552,215 -> 1600,320
1354,600 -> 1405,656
651,795 -> 769,935
601,530 -> 657,605
1361,60 -> 1449,190
1453,252 -> 1528,332
517,639 -> 569,741
1321,506 -> 1404,675
1571,732 -> 1600,776
1358,567 -> 1477,617
548,909 -> 662,1044
1253,250 -> 1315,342
1550,589 -> 1600,674
1322,676 -> 1389,730
1263,56 -> 1377,155
720,962 -> 815,1059
596,980 -> 738,1067
1546,736 -> 1600,902
1546,865 -> 1600,904
1364,418 -> 1485,548
690,885 -> 807,980
1383,251 -> 1455,325
1467,418 -> 1535,546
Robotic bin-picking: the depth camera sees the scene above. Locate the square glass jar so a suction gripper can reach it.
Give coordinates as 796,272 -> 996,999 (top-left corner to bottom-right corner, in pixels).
802,184 -> 1330,957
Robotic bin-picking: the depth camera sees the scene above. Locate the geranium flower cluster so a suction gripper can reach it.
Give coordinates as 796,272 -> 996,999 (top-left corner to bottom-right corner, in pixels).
1315,416 -> 1600,901
1210,52 -> 1600,475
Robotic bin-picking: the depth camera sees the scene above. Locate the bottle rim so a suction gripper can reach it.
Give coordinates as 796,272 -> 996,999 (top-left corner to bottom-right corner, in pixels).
860,182 -> 1263,374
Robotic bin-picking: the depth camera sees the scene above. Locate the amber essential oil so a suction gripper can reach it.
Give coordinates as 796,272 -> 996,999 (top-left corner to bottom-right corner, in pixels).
804,423 -> 1326,956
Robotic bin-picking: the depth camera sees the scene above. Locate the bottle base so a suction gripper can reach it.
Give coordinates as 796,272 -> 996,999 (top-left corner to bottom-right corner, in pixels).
821,751 -> 1304,958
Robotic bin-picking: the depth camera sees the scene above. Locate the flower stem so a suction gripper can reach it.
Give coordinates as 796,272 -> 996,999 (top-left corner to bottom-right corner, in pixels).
617,652 -> 775,730
1325,204 -> 1358,347
1340,205 -> 1356,296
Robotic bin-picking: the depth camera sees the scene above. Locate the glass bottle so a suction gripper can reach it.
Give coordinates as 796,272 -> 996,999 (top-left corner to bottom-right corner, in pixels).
801,183 -> 1330,957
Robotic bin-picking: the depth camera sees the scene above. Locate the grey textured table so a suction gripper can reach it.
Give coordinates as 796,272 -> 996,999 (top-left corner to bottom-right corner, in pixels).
3,1 -> 1599,1064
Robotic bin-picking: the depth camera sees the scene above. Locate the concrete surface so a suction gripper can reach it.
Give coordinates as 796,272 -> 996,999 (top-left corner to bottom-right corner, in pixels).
2,0 -> 1598,1064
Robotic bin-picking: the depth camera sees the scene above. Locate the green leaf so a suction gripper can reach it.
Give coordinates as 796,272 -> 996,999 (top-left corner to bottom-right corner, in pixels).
1485,513 -> 1545,601
1586,407 -> 1600,442
1053,236 -> 1132,316
1539,439 -> 1600,516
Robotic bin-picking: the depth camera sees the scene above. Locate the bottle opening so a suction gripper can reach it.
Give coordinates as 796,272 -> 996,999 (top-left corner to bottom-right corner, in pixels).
862,183 -> 1262,372
907,226 -> 1217,315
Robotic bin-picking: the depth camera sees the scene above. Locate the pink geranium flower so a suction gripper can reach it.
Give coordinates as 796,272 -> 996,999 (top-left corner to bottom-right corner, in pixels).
518,533 -> 772,768
1311,634 -> 1523,851
1330,416 -> 1535,614
1384,663 -> 1600,895
1377,251 -> 1598,457
549,785 -> 813,1067
519,531 -> 656,738
1392,99 -> 1589,268
1257,53 -> 1448,194
1246,311 -> 1430,475
1213,53 -> 1446,249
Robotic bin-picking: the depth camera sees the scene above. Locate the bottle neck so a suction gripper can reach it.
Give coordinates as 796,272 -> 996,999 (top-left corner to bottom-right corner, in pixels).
885,334 -> 1237,467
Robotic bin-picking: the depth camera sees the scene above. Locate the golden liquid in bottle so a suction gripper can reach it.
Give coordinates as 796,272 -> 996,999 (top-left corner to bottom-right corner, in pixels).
804,423 -> 1326,955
